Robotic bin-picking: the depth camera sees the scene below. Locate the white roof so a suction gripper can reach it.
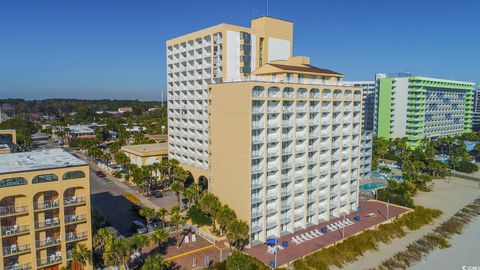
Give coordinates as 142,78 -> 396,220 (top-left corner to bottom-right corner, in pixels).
68,125 -> 94,134
0,149 -> 87,174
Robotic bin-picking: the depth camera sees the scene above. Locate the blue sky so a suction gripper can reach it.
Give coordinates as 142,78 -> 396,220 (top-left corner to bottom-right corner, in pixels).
0,0 -> 479,100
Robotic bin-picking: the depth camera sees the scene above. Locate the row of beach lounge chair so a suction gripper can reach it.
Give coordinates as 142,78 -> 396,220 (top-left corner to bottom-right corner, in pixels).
291,218 -> 355,245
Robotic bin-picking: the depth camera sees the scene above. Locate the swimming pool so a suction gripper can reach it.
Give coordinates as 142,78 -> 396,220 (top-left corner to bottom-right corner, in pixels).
360,182 -> 386,191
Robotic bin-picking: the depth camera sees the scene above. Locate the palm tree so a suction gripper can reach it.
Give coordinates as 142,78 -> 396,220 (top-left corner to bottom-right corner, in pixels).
139,207 -> 156,227
184,183 -> 201,207
129,233 -> 149,253
93,228 -> 115,253
103,238 -> 133,270
170,181 -> 184,207
217,205 -> 237,235
70,243 -> 92,270
226,219 -> 249,250
141,254 -> 170,270
150,227 -> 169,249
199,193 -> 221,231
156,208 -> 168,227
173,166 -> 189,183
169,207 -> 185,247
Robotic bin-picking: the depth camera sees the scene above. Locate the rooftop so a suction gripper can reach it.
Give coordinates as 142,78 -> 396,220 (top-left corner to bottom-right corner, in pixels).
68,125 -> 95,134
0,148 -> 87,174
121,143 -> 168,156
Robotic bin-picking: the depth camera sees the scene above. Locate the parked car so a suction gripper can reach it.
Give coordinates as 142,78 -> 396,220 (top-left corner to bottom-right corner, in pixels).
150,218 -> 163,229
131,220 -> 148,234
151,190 -> 163,198
106,226 -> 124,238
96,171 -> 107,178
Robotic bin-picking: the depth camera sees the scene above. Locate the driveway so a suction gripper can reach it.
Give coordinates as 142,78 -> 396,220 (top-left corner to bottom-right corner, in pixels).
90,170 -> 144,237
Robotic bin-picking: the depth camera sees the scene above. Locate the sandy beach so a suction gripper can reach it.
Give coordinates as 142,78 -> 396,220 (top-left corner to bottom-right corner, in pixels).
340,177 -> 480,270
411,216 -> 480,270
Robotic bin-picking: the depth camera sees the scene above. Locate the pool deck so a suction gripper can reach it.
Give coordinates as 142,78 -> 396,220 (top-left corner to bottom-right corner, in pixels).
246,200 -> 410,267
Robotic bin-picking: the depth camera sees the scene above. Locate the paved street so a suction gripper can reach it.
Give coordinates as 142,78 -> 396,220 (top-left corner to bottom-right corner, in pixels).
90,170 -> 144,237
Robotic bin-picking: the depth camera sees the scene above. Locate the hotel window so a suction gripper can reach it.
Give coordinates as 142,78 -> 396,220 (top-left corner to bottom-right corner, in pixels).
33,174 -> 58,184
63,171 -> 86,180
0,177 -> 27,188
272,74 -> 277,80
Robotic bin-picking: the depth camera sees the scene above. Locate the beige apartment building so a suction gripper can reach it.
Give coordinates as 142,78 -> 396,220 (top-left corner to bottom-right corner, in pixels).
121,143 -> 168,167
0,149 -> 92,270
167,17 -> 363,244
167,16 -> 293,178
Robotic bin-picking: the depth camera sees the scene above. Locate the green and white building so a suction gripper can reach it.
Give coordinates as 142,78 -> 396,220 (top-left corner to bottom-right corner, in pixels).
377,76 -> 475,146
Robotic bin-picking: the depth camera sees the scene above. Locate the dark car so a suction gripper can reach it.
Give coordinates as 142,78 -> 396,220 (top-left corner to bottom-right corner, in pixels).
152,190 -> 163,198
95,171 -> 107,178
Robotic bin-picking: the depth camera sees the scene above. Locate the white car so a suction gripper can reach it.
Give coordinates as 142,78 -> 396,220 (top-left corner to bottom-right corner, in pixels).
131,220 -> 147,234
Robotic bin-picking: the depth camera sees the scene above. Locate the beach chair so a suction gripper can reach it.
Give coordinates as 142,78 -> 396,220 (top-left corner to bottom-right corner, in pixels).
347,218 -> 354,225
301,234 -> 309,241
330,224 -> 338,230
291,237 -> 299,245
344,220 -> 351,226
191,234 -> 197,243
184,235 -> 190,244
326,225 -> 333,231
311,231 -> 318,237
336,222 -> 344,228
295,235 -> 304,243
314,229 -> 323,236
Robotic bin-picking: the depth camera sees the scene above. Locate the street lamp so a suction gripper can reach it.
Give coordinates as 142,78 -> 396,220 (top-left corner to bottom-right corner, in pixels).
386,199 -> 390,221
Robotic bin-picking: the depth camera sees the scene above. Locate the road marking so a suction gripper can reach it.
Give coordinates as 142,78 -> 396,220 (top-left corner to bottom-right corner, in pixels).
165,244 -> 217,261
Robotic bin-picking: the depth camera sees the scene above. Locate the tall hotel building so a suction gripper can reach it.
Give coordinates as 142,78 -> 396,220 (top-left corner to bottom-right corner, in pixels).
0,149 -> 92,270
167,17 -> 363,244
377,75 -> 475,146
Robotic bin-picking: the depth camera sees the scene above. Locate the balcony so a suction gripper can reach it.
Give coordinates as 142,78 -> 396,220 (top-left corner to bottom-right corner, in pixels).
266,207 -> 277,215
4,263 -> 32,270
36,236 -> 61,248
63,196 -> 87,206
66,231 -> 88,242
251,197 -> 263,204
65,214 -> 87,225
266,221 -> 277,229
37,254 -> 62,268
35,218 -> 60,230
1,224 -> 29,237
3,244 -> 31,257
34,199 -> 60,211
0,205 -> 28,217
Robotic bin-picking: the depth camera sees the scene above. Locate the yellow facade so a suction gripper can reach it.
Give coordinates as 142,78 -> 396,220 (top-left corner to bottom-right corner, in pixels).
209,80 -> 363,242
121,143 -> 168,167
0,153 -> 92,270
0,130 -> 16,145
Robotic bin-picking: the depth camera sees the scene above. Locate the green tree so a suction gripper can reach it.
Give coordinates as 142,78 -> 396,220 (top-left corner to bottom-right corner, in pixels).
169,207 -> 185,247
156,208 -> 168,227
170,181 -> 184,207
129,233 -> 149,253
141,254 -> 170,270
199,193 -> 221,231
103,238 -> 133,269
217,205 -> 237,235
70,243 -> 92,270
226,250 -> 258,270
150,227 -> 169,249
93,228 -> 115,253
226,219 -> 249,250
139,207 -> 156,227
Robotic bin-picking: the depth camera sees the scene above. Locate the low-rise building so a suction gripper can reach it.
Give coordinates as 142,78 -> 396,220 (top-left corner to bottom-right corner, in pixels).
121,143 -> 168,167
117,107 -> 133,113
0,149 -> 92,270
0,130 -> 17,154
